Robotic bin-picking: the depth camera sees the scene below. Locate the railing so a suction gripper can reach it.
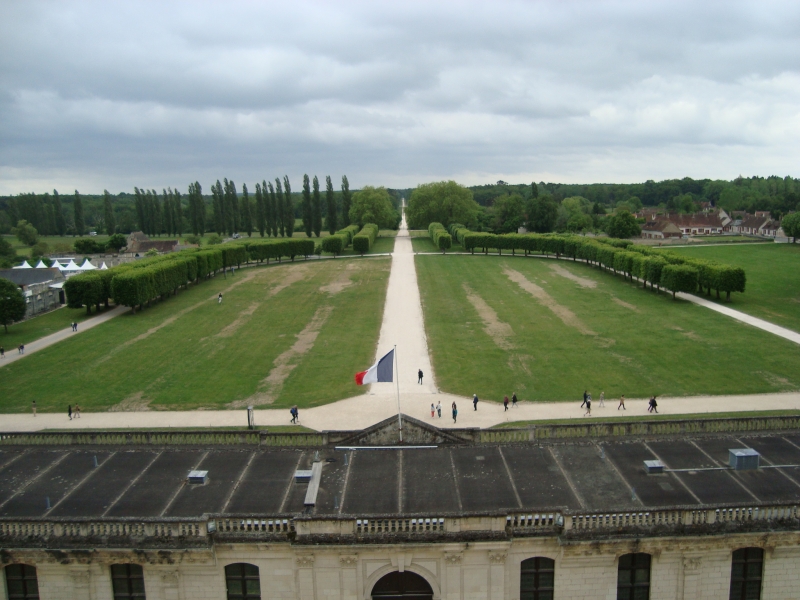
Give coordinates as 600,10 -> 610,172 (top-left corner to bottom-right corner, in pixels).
507,513 -> 559,530
356,517 -> 445,535
215,517 -> 294,534
567,504 -> 799,531
0,431 -> 326,447
0,519 -> 206,539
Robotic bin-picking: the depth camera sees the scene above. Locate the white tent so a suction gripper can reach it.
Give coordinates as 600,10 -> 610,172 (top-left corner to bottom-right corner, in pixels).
79,259 -> 97,271
63,259 -> 81,271
100,262 -> 109,270
35,260 -> 49,269
50,260 -> 64,270
13,261 -> 32,269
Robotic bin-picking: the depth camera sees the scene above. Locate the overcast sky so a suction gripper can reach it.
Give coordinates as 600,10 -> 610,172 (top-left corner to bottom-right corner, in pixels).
2,0 -> 800,195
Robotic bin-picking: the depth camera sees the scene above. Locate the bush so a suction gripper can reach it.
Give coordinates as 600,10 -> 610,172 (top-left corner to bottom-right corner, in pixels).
321,235 -> 346,256
74,238 -> 105,254
182,234 -> 201,245
353,223 -> 379,254
207,233 -> 223,245
30,241 -> 50,261
105,233 -> 127,252
660,264 -> 699,299
428,222 -> 452,253
0,277 -> 26,332
64,272 -> 105,314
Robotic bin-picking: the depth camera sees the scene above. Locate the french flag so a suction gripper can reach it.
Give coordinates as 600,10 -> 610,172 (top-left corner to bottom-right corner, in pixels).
355,349 -> 394,385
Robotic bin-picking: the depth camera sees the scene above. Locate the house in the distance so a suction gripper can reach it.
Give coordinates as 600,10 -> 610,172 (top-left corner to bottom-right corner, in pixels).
641,220 -> 682,239
0,268 -> 66,317
125,231 -> 180,255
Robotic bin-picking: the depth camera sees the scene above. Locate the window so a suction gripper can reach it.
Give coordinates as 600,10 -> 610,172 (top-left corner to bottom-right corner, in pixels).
111,564 -> 146,599
5,564 -> 39,600
617,553 -> 651,600
520,557 -> 555,600
225,563 -> 261,600
729,548 -> 763,600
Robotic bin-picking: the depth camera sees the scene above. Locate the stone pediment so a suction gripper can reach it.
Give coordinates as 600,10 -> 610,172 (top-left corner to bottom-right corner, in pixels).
338,414 -> 472,446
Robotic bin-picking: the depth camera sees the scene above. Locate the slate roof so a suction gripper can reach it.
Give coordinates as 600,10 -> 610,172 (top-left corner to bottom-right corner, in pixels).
1,431 -> 799,520
0,268 -> 64,287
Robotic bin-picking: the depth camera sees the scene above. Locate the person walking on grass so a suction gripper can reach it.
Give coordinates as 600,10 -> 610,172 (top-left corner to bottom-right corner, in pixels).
473,394 -> 479,411
418,369 -> 423,384
218,293 -> 223,304
431,403 -> 435,418
436,401 -> 441,418
68,405 -> 72,420
503,396 -> 509,411
581,390 -> 588,408
452,402 -> 458,423
598,391 -> 605,408
648,396 -> 658,413
584,396 -> 592,417
74,404 -> 81,418
618,395 -> 626,410
512,392 -> 518,408
32,400 -> 36,417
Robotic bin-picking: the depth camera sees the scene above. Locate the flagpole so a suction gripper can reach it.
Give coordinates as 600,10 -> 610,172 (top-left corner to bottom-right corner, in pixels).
394,344 -> 402,442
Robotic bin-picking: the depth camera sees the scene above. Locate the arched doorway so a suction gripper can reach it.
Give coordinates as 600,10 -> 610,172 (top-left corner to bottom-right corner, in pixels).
371,571 -> 433,600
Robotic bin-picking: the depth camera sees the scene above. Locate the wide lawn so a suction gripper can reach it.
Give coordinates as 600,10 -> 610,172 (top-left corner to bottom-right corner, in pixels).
416,254 -> 800,403
1,306 -> 93,349
670,243 -> 800,332
0,257 -> 390,413
3,234 -> 111,259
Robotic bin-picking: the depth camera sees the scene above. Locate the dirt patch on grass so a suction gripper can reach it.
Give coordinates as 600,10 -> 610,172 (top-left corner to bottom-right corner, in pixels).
504,267 -> 596,336
508,354 -> 532,375
462,283 -> 514,350
549,264 -> 596,288
232,305 -> 334,408
108,391 -> 152,412
611,296 -> 640,312
267,264 -> 309,298
681,330 -> 702,341
320,262 -> 361,295
216,302 -> 260,338
756,371 -> 794,388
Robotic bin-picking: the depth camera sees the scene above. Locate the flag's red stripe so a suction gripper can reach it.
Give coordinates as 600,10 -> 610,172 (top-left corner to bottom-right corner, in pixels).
355,370 -> 367,385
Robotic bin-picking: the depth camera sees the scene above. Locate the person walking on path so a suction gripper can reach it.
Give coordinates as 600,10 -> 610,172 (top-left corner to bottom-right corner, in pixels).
431,403 -> 435,418
618,395 -> 626,410
436,401 -> 441,418
452,402 -> 458,423
74,404 -> 81,418
598,391 -> 605,408
584,396 -> 592,417
290,406 -> 298,423
32,401 -> 36,417
68,405 -> 72,420
512,393 -> 518,408
218,293 -> 223,304
503,396 -> 509,411
418,369 -> 423,384
648,396 -> 658,413
472,394 -> 479,411
0,346 -> 4,359
18,344 -> 24,355
581,390 -> 588,408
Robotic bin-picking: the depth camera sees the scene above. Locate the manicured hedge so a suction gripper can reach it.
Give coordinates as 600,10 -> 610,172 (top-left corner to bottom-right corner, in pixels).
428,223 -> 452,253
660,264 -> 699,299
243,238 -> 314,262
64,272 -> 105,314
322,235 -> 347,255
353,223 -> 379,254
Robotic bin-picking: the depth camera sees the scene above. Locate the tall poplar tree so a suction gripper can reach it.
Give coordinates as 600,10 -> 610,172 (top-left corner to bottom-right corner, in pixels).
283,176 -> 294,237
212,180 -> 225,234
151,189 -> 162,235
326,175 -> 337,234
255,183 -> 266,237
134,188 -> 145,232
241,183 -> 253,237
73,190 -> 85,236
275,178 -> 285,237
261,179 -> 278,236
43,193 -> 55,236
53,189 -> 66,236
341,175 -> 352,226
103,190 -> 116,235
312,175 -> 322,237
162,189 -> 173,235
173,189 -> 183,235
302,174 -> 313,237
267,181 -> 278,237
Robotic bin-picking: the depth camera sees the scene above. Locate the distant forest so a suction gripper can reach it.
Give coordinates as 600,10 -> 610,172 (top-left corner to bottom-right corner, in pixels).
1,176 -> 797,237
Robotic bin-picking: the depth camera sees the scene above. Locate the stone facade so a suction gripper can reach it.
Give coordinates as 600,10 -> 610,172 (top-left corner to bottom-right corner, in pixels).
2,533 -> 800,599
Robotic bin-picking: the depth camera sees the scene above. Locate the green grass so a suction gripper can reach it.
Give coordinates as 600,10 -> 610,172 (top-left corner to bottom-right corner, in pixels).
493,409 -> 800,428
416,254 -> 800,403
1,258 -> 390,413
1,306 -> 94,349
670,243 -> 800,332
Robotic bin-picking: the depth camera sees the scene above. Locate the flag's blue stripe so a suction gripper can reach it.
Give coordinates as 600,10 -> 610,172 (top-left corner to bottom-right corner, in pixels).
376,349 -> 394,382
